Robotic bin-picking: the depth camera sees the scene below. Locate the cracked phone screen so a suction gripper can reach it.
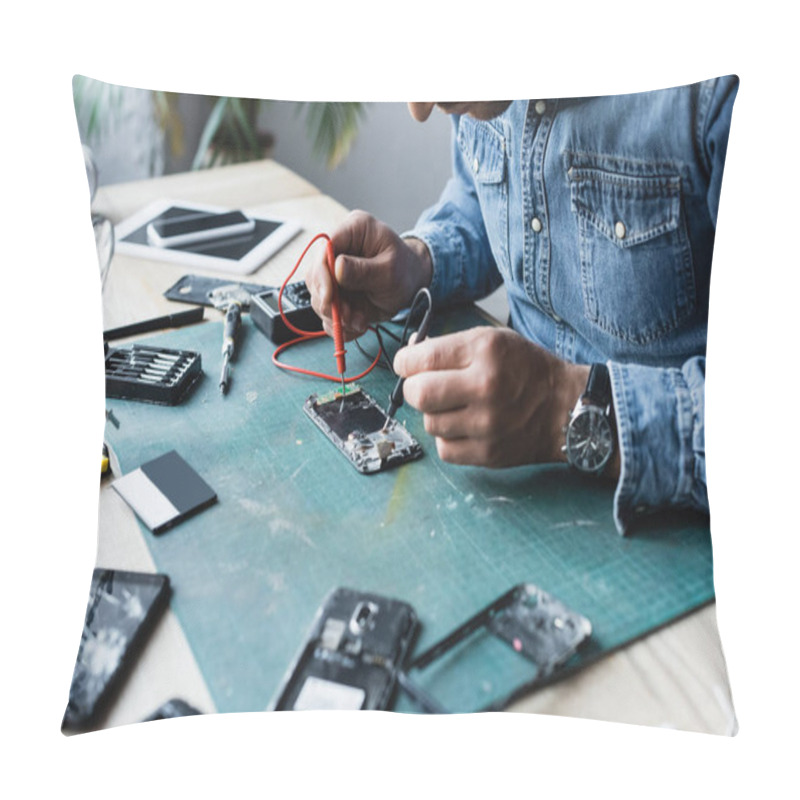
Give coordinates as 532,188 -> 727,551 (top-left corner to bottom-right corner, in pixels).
62,569 -> 170,731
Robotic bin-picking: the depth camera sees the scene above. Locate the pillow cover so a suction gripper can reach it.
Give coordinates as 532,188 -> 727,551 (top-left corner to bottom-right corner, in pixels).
63,76 -> 738,734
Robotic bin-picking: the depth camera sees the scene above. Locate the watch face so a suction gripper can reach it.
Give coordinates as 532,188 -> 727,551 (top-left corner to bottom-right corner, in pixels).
566,406 -> 613,473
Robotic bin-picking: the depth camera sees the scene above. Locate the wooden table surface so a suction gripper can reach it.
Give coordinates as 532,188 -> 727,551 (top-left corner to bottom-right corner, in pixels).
88,159 -> 736,734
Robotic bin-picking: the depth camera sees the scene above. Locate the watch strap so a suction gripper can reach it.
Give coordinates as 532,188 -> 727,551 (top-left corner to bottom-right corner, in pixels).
583,363 -> 611,408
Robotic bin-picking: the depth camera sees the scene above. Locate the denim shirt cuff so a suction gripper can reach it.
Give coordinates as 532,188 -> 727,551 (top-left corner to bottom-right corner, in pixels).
402,223 -> 463,309
608,361 -> 699,536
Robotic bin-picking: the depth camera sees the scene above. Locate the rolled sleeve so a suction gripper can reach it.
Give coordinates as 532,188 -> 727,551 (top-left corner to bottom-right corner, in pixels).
401,117 -> 502,309
609,356 -> 707,535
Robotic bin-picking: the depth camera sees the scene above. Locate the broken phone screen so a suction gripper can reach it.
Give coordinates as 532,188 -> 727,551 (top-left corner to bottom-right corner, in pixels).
62,569 -> 170,731
304,386 -> 422,473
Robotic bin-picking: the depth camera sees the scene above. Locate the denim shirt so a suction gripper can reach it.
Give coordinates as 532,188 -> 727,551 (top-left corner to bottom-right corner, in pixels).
406,77 -> 738,534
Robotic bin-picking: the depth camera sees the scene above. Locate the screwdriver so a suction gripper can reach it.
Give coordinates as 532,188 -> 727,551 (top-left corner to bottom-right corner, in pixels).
382,289 -> 433,430
219,301 -> 242,395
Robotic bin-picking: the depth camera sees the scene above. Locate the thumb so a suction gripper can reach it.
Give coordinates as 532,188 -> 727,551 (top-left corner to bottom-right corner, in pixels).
335,253 -> 387,292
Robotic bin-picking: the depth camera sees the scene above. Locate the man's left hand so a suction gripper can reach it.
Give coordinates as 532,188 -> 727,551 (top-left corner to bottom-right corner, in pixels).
394,327 -> 590,468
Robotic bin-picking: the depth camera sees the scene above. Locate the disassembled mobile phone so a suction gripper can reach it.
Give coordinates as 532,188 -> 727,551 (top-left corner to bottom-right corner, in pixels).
163,274 -> 270,308
270,587 -> 419,711
397,583 -> 592,713
62,569 -> 170,731
304,386 -> 423,474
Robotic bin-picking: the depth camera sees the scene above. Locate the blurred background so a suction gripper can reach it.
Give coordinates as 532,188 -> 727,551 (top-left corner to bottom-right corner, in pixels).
73,77 -> 451,234
73,76 -> 508,318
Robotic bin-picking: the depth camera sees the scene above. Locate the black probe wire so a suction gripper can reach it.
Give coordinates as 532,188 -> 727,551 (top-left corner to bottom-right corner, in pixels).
354,327 -> 394,372
352,291 -> 433,374
399,288 -> 433,348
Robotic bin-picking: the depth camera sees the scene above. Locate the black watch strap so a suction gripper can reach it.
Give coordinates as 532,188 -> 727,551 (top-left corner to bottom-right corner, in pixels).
583,363 -> 611,407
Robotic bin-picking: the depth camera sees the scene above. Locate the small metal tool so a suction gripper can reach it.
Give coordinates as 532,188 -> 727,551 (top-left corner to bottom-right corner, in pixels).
219,301 -> 242,395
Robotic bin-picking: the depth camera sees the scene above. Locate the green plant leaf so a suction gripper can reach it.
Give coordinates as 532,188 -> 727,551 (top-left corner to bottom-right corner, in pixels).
73,75 -> 125,142
299,102 -> 367,169
72,78 -> 369,175
153,91 -> 185,158
228,97 -> 261,157
192,96 -> 229,170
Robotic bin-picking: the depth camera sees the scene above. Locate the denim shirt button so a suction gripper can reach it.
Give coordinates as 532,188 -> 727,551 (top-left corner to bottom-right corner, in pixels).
615,220 -> 627,239
473,157 -> 479,173
535,100 -> 547,115
531,216 -> 543,233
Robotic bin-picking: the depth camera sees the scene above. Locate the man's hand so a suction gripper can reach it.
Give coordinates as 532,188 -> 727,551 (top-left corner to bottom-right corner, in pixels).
394,327 -> 592,468
306,211 -> 432,341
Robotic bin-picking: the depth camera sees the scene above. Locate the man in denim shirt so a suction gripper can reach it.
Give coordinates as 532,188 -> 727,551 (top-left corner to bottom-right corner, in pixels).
308,78 -> 737,534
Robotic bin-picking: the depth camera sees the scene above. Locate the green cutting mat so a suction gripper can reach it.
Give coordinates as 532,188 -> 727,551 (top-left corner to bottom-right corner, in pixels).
104,309 -> 714,713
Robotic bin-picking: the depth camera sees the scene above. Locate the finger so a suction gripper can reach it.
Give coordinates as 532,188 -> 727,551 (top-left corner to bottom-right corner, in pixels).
338,298 -> 368,337
329,209 -> 373,256
323,317 -> 366,343
434,437 -> 484,466
402,370 -> 472,414
394,330 -> 477,376
423,408 -> 487,439
307,258 -> 333,319
334,251 -> 395,294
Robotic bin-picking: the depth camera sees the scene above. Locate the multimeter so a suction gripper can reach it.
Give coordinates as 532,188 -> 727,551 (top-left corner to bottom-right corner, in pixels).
250,281 -> 323,344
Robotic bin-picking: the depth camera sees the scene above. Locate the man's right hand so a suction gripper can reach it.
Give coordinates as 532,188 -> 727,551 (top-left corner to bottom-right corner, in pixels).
306,210 -> 432,341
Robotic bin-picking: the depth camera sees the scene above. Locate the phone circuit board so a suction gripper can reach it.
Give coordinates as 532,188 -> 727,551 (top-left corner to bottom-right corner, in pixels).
304,386 -> 422,474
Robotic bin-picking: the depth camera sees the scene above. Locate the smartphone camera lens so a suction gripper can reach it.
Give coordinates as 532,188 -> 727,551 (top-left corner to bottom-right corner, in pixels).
350,601 -> 378,635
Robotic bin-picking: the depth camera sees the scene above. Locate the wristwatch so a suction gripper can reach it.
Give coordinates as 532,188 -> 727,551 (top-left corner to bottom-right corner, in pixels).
562,364 -> 616,474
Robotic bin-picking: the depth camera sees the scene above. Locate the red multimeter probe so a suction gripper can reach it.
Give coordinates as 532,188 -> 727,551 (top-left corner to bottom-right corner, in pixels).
273,233 -> 381,390
325,238 -> 348,396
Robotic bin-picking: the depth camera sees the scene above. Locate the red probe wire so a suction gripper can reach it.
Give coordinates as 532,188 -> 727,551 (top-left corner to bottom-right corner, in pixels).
271,232 -> 383,382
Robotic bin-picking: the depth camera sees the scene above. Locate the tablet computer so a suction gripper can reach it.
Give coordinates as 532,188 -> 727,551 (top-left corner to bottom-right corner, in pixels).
115,198 -> 302,275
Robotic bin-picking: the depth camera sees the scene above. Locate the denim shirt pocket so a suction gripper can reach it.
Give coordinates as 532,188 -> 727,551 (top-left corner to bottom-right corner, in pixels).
457,116 -> 510,276
566,151 -> 695,346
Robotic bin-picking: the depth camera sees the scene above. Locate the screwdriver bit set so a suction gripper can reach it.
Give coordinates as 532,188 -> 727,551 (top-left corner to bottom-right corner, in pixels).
105,344 -> 202,405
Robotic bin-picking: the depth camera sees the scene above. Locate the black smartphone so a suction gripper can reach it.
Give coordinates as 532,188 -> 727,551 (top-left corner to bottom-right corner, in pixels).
147,210 -> 255,247
270,587 -> 419,711
62,569 -> 170,731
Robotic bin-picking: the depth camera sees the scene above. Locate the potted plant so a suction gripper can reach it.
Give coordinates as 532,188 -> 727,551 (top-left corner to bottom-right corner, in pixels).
73,76 -> 367,182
